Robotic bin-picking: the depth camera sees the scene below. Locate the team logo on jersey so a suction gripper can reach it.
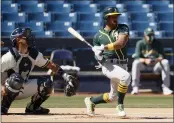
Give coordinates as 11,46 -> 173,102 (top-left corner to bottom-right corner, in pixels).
142,49 -> 158,58
111,29 -> 119,41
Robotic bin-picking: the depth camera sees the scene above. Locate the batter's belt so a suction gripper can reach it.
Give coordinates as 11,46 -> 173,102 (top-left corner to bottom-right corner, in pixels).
104,58 -> 128,64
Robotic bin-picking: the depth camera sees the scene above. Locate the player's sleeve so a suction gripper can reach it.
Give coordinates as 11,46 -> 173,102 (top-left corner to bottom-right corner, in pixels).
1,51 -> 16,72
134,41 -> 143,59
93,33 -> 100,46
35,52 -> 49,68
119,24 -> 129,35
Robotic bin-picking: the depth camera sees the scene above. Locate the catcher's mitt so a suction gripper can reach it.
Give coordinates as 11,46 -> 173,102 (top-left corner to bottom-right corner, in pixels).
64,75 -> 79,97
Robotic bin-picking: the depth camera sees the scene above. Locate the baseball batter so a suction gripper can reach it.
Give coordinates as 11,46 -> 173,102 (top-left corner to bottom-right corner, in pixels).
131,28 -> 173,95
84,7 -> 130,117
1,28 -> 78,114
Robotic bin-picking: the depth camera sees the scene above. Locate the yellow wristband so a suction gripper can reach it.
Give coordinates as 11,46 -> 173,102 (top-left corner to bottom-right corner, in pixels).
107,43 -> 114,50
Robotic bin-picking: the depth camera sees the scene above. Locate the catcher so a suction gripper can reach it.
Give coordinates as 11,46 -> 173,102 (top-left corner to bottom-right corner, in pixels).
1,28 -> 78,115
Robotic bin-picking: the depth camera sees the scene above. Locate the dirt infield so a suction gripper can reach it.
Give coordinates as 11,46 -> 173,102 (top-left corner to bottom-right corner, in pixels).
2,108 -> 173,122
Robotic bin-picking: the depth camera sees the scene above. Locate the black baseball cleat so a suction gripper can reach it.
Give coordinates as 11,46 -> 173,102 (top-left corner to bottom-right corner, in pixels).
1,106 -> 8,115
25,107 -> 50,114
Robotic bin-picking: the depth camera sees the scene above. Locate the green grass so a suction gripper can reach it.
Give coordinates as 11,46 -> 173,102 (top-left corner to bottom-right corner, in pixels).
11,94 -> 173,108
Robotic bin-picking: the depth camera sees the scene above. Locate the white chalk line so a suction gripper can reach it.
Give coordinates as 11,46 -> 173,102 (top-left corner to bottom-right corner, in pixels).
26,112 -> 173,120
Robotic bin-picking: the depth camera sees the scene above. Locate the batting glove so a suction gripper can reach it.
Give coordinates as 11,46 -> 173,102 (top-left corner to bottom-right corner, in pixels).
92,44 -> 104,51
92,45 -> 104,61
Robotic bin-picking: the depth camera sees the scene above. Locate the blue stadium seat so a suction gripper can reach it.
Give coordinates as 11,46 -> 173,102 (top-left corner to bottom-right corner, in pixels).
50,49 -> 73,60
157,12 -> 173,22
159,22 -> 173,32
1,3 -> 18,13
46,3 -> 71,13
127,47 -> 135,57
154,31 -> 165,38
129,30 -> 138,38
123,0 -> 144,5
77,22 -> 101,32
43,0 -> 64,4
165,32 -> 174,37
53,13 -> 77,23
1,22 -> 16,32
33,31 -> 54,38
78,13 -> 102,22
2,13 -> 26,22
18,22 -> 44,32
152,4 -> 173,13
95,0 -> 117,11
20,3 -> 45,13
137,32 -> 145,37
73,4 -> 98,13
69,0 -> 91,5
126,4 -> 151,13
50,49 -> 76,67
93,0 -> 116,2
46,22 -> 72,32
54,31 -> 75,38
116,4 -> 125,13
131,13 -> 155,22
2,1 -> 12,5
118,13 -> 129,23
18,0 -> 38,5
137,30 -> 165,38
80,31 -> 97,38
28,12 -> 52,22
95,0 -> 116,5
99,4 -> 125,12
1,32 -> 12,37
146,0 -> 170,5
131,22 -> 158,32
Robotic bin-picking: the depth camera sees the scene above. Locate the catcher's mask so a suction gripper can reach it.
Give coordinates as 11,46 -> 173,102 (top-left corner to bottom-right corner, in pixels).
10,28 -> 35,48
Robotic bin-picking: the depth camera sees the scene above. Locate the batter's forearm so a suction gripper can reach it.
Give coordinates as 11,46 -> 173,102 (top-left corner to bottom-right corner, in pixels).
104,43 -> 123,50
114,41 -> 126,49
104,34 -> 128,50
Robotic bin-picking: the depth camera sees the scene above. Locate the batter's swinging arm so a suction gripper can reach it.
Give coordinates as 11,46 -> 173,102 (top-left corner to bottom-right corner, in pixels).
67,27 -> 102,68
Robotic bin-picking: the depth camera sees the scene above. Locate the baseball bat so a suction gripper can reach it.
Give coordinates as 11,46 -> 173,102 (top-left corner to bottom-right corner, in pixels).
68,27 -> 103,69
68,27 -> 93,48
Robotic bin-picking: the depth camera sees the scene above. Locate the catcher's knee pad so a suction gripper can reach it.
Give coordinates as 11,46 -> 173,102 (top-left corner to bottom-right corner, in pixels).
1,73 -> 24,113
5,73 -> 24,93
26,78 -> 53,111
38,78 -> 53,97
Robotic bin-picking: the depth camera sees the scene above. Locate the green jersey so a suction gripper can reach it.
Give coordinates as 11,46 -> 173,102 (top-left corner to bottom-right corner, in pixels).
93,24 -> 129,60
134,39 -> 164,59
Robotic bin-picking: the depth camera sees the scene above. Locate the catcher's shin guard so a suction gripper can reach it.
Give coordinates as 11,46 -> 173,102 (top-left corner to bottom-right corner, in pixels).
1,73 -> 24,114
1,88 -> 19,114
25,78 -> 53,114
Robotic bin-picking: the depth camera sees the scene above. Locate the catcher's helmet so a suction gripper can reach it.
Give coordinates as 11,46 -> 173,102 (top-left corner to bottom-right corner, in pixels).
10,28 -> 35,47
103,7 -> 121,21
